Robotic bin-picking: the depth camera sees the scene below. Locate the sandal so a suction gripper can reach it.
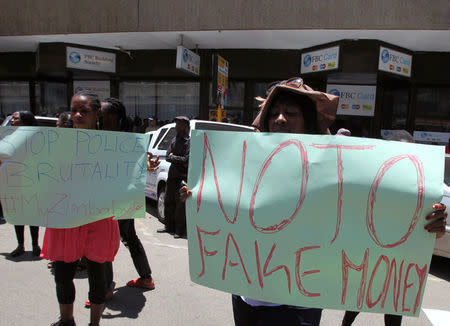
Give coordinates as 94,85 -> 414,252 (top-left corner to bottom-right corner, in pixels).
84,289 -> 114,308
126,277 -> 155,290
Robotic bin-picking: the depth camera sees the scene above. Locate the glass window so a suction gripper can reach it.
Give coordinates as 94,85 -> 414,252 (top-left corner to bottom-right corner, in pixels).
209,81 -> 245,108
223,110 -> 243,124
253,82 -> 270,122
415,87 -> 450,132
120,82 -> 156,119
382,88 -> 408,130
157,127 -> 176,150
120,81 -> 199,123
35,82 -> 68,116
153,128 -> 168,148
209,81 -> 245,124
253,82 -> 269,108
0,81 -> 30,116
157,82 -> 199,122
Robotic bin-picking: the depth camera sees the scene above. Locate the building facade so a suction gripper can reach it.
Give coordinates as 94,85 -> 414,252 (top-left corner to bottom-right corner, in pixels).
0,0 -> 449,141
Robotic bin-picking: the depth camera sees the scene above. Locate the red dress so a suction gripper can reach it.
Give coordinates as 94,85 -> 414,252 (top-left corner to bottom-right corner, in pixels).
41,217 -> 120,263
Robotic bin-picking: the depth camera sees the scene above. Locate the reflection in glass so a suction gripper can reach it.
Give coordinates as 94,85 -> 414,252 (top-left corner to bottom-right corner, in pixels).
35,82 -> 68,116
0,82 -> 30,116
415,87 -> 450,132
382,88 -> 408,130
120,82 -> 199,123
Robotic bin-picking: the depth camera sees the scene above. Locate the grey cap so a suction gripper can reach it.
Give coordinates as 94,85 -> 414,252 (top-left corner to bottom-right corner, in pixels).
174,116 -> 190,123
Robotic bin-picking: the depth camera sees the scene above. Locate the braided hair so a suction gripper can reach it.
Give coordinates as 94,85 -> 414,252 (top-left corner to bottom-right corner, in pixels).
17,111 -> 38,126
57,111 -> 73,128
73,91 -> 101,111
101,97 -> 128,131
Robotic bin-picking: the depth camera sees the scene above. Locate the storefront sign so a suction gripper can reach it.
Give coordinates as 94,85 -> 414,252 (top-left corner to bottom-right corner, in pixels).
327,84 -> 376,117
66,46 -> 116,73
73,81 -> 110,100
217,55 -> 229,106
301,46 -> 339,74
413,131 -> 450,144
176,46 -> 200,76
212,55 -> 229,109
378,46 -> 412,77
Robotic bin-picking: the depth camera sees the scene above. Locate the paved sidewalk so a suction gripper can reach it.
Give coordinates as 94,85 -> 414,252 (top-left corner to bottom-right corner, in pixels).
0,201 -> 449,325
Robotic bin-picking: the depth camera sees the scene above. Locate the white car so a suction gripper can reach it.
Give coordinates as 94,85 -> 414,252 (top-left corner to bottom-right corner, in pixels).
145,120 -> 255,221
1,115 -> 58,127
433,154 -> 450,259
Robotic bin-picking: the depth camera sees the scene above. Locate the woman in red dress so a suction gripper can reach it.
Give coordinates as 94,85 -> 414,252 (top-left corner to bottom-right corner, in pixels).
41,92 -> 120,326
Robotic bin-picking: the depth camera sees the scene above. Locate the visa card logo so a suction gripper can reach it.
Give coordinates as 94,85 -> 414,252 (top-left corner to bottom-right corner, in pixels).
352,104 -> 360,110
390,65 -> 394,70
341,104 -> 349,109
362,105 -> 372,110
312,65 -> 318,71
396,66 -> 401,72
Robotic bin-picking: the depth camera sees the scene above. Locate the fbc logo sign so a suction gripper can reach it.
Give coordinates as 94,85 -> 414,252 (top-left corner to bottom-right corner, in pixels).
303,55 -> 312,67
381,49 -> 390,63
328,89 -> 340,97
183,49 -> 189,62
69,52 -> 81,64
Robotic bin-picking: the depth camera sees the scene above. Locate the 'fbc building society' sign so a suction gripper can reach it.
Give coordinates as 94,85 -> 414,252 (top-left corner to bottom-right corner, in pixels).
66,46 -> 116,73
186,130 -> 444,316
0,127 -> 149,228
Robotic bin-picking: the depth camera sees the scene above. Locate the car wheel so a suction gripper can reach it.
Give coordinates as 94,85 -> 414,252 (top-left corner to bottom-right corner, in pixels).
157,188 -> 166,223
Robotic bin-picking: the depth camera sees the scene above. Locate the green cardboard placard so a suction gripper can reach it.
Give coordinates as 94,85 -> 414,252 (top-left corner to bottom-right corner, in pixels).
0,127 -> 149,228
186,130 -> 445,316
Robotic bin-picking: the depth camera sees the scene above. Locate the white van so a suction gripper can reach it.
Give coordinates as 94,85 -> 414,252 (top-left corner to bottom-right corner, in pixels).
145,120 -> 255,220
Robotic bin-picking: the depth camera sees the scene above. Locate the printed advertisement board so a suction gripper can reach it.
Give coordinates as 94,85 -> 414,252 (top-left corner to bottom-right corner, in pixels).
301,46 -> 339,74
66,46 -> 116,73
378,46 -> 412,77
327,84 -> 376,117
176,46 -> 200,76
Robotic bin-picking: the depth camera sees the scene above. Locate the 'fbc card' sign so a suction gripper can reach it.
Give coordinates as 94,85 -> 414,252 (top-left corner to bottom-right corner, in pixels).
186,130 -> 444,316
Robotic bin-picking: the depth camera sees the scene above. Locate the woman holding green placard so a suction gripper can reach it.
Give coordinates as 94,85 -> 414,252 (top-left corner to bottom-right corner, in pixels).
180,77 -> 448,326
41,91 -> 120,326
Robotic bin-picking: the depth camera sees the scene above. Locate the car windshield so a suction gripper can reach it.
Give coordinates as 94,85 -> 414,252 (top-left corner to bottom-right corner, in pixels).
1,116 -> 12,126
153,128 -> 168,148
194,122 -> 254,132
157,128 -> 177,150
